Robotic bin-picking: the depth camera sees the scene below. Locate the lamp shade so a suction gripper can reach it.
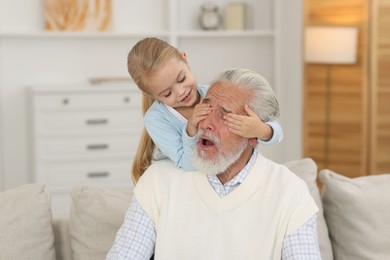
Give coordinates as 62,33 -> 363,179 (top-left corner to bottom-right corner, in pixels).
305,27 -> 358,64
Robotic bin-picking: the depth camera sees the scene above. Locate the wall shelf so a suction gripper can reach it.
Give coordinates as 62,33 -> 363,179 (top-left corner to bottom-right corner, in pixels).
0,31 -> 171,39
177,30 -> 275,38
0,30 -> 274,39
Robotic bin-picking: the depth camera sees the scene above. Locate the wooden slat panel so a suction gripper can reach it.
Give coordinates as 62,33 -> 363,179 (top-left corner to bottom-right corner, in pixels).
304,0 -> 369,177
370,0 -> 390,174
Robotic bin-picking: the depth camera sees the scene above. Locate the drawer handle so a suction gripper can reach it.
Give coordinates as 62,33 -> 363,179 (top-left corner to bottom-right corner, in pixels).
124,96 -> 130,103
86,144 -> 109,150
86,119 -> 108,125
87,171 -> 109,178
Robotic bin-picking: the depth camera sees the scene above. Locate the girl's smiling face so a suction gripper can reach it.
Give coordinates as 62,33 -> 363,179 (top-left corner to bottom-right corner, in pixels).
146,56 -> 198,109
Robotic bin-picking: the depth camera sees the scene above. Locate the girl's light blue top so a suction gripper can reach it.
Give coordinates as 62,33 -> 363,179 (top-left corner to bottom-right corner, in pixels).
144,85 -> 283,171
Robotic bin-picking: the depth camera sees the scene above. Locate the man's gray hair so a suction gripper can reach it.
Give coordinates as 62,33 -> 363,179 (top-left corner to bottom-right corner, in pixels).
211,68 -> 279,122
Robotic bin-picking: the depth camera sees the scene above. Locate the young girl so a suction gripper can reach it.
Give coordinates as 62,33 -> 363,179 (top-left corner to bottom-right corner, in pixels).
128,37 -> 283,182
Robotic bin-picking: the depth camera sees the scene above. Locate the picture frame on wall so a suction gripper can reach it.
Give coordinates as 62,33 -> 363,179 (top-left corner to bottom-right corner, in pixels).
44,0 -> 112,31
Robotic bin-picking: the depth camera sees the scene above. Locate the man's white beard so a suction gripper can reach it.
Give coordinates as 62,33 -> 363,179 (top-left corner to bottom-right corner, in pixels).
192,130 -> 248,176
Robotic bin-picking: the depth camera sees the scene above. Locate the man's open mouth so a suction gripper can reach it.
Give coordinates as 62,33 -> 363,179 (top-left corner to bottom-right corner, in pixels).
201,137 -> 215,147
196,130 -> 220,150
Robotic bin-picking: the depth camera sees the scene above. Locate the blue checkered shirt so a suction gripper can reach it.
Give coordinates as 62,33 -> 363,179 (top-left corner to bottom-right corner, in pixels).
106,151 -> 321,259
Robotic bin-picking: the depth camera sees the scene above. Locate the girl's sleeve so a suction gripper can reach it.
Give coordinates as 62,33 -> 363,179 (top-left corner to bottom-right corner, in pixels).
258,119 -> 284,145
144,111 -> 196,171
180,124 -> 198,170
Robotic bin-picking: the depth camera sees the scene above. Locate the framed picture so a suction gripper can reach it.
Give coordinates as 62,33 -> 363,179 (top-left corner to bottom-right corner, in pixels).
44,0 -> 111,31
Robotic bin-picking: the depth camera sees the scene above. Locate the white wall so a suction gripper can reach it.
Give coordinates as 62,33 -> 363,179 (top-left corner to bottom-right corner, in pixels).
278,0 -> 304,162
0,0 -> 3,190
0,0 -> 304,190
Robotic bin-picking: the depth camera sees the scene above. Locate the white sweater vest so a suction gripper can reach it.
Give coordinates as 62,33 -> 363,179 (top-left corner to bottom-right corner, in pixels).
135,155 -> 318,260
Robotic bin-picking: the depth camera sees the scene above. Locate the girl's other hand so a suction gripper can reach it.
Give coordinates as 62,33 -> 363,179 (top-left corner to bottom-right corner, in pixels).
224,104 -> 272,141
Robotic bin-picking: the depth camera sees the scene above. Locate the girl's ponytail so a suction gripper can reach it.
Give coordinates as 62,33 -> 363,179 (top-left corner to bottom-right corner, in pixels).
131,95 -> 155,183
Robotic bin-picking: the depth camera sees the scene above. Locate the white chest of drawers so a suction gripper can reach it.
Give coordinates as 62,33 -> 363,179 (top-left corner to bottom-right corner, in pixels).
28,84 -> 142,218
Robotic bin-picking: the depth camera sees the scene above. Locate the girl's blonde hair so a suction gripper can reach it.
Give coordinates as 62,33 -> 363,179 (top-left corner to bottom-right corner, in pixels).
128,37 -> 184,183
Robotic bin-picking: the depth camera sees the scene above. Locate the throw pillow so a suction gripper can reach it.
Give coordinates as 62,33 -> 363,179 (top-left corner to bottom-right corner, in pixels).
320,169 -> 390,260
0,183 -> 56,260
284,158 -> 333,260
69,186 -> 132,260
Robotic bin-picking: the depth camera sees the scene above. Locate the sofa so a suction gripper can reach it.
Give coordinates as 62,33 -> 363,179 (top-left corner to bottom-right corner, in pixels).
1,158 -> 389,260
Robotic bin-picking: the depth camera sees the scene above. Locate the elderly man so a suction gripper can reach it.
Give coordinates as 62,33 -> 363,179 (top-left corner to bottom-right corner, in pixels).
107,69 -> 320,260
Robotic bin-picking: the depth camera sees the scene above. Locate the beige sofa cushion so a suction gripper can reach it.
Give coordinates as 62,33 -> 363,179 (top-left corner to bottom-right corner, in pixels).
284,158 -> 333,260
70,186 -> 132,260
0,183 -> 56,260
320,169 -> 390,260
